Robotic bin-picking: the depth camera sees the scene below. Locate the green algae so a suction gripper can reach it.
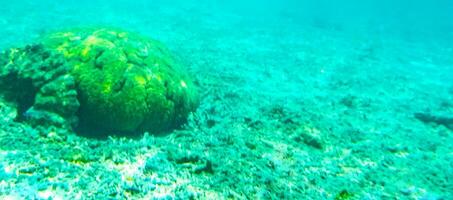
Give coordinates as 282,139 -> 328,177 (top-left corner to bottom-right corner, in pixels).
0,28 -> 199,135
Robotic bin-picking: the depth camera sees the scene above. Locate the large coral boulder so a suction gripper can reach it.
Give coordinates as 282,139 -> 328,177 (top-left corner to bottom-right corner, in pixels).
42,28 -> 199,134
0,27 -> 199,135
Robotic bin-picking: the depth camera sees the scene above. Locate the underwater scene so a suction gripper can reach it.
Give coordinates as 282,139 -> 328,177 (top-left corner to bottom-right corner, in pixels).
0,0 -> 452,199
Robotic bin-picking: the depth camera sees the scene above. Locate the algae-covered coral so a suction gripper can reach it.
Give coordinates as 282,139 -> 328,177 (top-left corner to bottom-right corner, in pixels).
0,44 -> 79,129
0,28 -> 199,135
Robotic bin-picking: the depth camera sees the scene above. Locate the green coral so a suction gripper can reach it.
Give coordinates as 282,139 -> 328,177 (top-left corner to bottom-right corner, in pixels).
0,28 -> 199,135
0,44 -> 79,129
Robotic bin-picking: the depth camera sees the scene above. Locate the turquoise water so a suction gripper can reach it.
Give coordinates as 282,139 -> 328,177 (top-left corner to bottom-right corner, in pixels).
0,0 -> 452,199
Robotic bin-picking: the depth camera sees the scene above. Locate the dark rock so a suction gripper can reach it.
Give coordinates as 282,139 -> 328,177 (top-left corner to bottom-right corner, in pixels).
194,160 -> 214,174
414,112 -> 453,130
293,131 -> 323,150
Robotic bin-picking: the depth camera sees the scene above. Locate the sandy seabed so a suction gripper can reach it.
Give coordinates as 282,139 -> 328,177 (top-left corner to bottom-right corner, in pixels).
0,1 -> 452,199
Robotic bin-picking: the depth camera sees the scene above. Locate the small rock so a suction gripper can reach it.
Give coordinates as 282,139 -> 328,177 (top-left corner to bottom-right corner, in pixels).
194,160 -> 214,174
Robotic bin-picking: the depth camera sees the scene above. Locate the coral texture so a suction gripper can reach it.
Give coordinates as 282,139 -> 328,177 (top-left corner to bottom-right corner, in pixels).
0,28 -> 199,135
0,44 -> 79,129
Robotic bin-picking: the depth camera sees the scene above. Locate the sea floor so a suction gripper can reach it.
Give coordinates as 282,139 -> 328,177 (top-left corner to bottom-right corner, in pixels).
1,1 -> 452,199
